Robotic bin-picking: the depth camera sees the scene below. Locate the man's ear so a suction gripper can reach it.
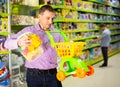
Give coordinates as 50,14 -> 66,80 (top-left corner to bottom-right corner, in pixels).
38,14 -> 41,18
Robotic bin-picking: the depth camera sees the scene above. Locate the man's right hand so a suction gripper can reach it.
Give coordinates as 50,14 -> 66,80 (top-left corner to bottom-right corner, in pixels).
89,40 -> 95,43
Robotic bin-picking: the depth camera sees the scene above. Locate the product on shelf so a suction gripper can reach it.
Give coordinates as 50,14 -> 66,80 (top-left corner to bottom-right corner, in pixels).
0,61 -> 10,86
64,0 -> 72,6
11,0 -> 24,4
11,15 -> 39,25
62,9 -> 74,19
55,0 -> 63,5
54,9 -> 63,19
24,0 -> 39,6
0,0 -> 7,13
39,0 -> 63,5
0,36 -> 7,51
79,50 -> 90,60
110,0 -> 120,6
0,18 -> 8,32
93,47 -> 102,58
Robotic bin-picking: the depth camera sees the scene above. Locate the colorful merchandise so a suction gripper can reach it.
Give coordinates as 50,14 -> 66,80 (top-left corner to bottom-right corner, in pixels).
0,36 -> 7,51
64,0 -> 72,6
0,0 -> 7,13
0,61 -> 10,86
0,18 -> 8,32
18,32 -> 43,61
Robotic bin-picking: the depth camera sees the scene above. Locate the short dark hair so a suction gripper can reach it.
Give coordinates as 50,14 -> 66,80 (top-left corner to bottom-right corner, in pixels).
39,5 -> 55,14
99,24 -> 106,28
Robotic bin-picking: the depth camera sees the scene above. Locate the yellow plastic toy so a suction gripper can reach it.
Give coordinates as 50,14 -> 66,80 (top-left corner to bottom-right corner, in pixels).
18,32 -> 43,61
27,34 -> 42,52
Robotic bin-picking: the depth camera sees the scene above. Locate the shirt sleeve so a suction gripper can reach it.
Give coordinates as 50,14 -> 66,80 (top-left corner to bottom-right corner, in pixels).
4,36 -> 18,50
4,27 -> 30,50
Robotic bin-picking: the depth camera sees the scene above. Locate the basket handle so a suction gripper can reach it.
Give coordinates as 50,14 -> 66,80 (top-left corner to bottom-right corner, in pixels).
45,30 -> 69,47
59,30 -> 69,42
45,31 -> 55,47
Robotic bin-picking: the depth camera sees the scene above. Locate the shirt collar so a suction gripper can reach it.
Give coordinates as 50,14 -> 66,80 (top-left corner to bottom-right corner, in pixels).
36,24 -> 55,31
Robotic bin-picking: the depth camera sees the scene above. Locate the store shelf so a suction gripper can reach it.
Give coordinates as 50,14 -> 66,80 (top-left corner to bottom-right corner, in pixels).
11,4 -> 120,19
111,39 -> 120,43
0,13 -> 9,17
52,5 -> 120,17
0,32 -> 10,36
89,0 -> 120,9
0,51 -> 10,55
111,32 -> 120,36
109,28 -> 120,30
11,4 -> 39,15
73,36 -> 97,41
86,48 -> 120,65
84,44 -> 100,50
11,25 -> 30,32
63,29 -> 98,33
54,19 -> 120,23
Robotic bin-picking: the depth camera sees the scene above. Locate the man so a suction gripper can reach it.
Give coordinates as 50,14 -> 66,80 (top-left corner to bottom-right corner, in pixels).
91,24 -> 111,67
3,5 -> 63,87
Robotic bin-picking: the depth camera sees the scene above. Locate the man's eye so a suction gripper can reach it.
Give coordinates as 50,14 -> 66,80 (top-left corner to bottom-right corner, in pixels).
47,17 -> 50,20
52,18 -> 54,21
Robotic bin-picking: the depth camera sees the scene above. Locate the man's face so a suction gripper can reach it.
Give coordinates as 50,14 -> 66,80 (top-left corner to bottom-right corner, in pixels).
100,26 -> 105,32
38,10 -> 55,31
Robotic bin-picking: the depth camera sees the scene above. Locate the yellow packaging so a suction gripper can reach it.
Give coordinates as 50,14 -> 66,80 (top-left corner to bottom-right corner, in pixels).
1,18 -> 8,31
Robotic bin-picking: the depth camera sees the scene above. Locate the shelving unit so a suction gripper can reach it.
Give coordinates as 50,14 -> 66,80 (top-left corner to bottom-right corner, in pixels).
2,0 -> 119,86
0,0 -> 12,87
52,0 -> 120,62
0,16 -> 10,54
0,13 -> 8,17
0,1 -> 11,58
10,0 -> 120,62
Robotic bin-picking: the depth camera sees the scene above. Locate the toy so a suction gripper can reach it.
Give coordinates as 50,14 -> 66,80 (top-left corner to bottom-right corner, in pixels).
1,18 -> 8,32
45,30 -> 94,81
62,9 -> 73,19
0,37 -> 6,51
55,0 -> 63,5
0,61 -> 10,86
18,32 -> 43,61
54,9 -> 63,19
64,0 -> 72,6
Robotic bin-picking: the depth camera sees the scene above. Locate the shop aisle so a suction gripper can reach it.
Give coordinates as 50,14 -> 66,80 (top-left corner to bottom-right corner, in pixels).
62,53 -> 120,87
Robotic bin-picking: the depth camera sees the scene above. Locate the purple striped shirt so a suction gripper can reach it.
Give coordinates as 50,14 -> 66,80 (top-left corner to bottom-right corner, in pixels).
4,24 -> 64,70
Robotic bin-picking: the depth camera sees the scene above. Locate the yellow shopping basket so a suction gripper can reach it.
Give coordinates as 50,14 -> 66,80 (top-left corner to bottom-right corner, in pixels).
55,42 -> 86,58
45,30 -> 86,58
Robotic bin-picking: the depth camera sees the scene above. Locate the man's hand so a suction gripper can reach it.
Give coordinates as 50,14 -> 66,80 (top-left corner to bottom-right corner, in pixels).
89,40 -> 95,43
17,36 -> 31,47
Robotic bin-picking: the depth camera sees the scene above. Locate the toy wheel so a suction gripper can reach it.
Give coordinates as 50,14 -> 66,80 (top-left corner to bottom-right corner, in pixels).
86,65 -> 94,76
56,71 -> 66,81
76,68 -> 86,78
72,73 -> 77,77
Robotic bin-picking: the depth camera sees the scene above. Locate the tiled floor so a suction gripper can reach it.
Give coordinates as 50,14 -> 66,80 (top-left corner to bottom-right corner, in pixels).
62,53 -> 120,87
